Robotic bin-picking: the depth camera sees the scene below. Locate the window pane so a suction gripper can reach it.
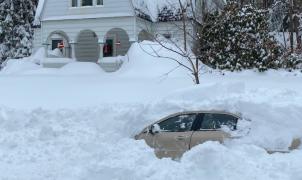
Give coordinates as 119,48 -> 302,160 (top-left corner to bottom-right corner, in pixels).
158,114 -> 196,132
82,0 -> 93,6
97,0 -> 103,5
201,113 -> 238,130
72,0 -> 78,7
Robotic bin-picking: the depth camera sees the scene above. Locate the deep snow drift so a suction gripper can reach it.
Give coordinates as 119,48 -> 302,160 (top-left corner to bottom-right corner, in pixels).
0,42 -> 301,179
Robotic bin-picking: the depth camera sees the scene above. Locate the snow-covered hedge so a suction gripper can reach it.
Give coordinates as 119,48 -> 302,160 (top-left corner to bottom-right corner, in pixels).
200,2 -> 283,72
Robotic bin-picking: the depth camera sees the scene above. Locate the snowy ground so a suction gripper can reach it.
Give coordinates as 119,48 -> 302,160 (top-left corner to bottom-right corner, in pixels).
0,43 -> 302,180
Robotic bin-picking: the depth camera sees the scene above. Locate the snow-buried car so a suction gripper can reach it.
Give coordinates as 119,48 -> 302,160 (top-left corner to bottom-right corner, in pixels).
135,111 -> 301,159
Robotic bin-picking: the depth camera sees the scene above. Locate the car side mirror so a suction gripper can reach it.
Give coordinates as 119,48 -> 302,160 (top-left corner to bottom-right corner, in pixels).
150,124 -> 160,135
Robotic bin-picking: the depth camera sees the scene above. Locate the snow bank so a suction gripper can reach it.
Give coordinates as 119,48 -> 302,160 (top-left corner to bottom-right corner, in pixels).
0,96 -> 301,179
48,48 -> 64,58
0,59 -> 41,74
162,82 -> 302,150
30,47 -> 46,64
0,63 -> 301,179
0,59 -> 104,76
117,41 -> 191,80
59,62 -> 106,75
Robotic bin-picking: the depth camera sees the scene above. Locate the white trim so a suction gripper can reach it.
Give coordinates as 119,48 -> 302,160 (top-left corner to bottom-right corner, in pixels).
42,13 -> 134,21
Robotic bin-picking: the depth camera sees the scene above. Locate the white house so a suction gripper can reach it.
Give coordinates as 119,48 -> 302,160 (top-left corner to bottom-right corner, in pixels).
33,0 -> 224,71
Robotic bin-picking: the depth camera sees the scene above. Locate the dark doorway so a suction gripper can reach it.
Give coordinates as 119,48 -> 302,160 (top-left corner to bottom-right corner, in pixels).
103,39 -> 113,57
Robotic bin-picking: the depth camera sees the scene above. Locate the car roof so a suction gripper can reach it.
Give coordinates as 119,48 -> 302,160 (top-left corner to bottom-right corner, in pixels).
153,110 -> 241,125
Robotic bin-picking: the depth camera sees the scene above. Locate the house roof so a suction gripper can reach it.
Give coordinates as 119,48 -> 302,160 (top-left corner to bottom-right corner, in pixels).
34,0 -> 225,24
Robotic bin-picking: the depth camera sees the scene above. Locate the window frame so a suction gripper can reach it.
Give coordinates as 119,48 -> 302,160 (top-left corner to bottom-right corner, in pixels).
71,0 -> 78,7
156,113 -> 198,133
96,0 -> 104,6
197,113 -> 239,131
70,0 -> 104,8
82,0 -> 93,7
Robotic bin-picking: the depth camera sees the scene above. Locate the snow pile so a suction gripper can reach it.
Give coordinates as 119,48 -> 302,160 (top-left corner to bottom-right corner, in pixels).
59,62 -> 105,75
0,94 -> 301,179
1,59 -> 41,74
117,41 -> 191,80
0,34 -> 301,179
30,47 -> 46,64
163,82 -> 302,150
48,48 -> 64,58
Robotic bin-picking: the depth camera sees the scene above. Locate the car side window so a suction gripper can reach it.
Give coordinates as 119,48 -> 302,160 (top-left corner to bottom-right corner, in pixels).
157,114 -> 197,132
200,113 -> 238,130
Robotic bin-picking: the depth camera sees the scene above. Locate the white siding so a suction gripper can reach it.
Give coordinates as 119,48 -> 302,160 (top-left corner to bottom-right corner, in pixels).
33,28 -> 42,52
136,17 -> 153,40
153,21 -> 194,47
41,16 -> 136,43
135,18 -> 194,47
42,0 -> 134,21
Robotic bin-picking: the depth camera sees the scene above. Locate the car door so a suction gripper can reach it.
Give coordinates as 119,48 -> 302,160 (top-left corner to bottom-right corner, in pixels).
190,113 -> 238,149
151,113 -> 198,159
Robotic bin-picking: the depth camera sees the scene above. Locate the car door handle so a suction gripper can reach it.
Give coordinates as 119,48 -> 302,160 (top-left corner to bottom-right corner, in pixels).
176,136 -> 186,141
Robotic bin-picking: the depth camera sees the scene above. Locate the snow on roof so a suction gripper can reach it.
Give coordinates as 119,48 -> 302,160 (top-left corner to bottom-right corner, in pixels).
132,0 -> 226,22
34,0 -> 224,24
132,0 -> 192,22
34,0 -> 45,25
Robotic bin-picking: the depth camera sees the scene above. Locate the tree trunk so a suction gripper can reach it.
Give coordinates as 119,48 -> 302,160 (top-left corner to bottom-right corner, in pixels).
289,0 -> 294,53
182,9 -> 187,52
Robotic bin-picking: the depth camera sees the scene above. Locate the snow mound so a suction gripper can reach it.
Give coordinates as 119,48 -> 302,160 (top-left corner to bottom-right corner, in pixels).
0,59 -> 41,74
59,62 -> 105,75
117,41 -> 191,80
0,100 -> 301,180
30,47 -> 46,64
48,48 -> 64,58
161,82 -> 302,150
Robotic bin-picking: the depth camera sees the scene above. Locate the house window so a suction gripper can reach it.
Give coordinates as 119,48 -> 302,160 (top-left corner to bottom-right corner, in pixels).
82,0 -> 93,6
52,39 -> 63,50
71,0 -> 78,7
96,0 -> 103,5
163,33 -> 172,39
71,0 -> 103,7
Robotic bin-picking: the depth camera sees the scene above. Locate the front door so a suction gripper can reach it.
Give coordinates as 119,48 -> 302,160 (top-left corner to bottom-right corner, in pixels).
103,39 -> 113,57
151,113 -> 198,159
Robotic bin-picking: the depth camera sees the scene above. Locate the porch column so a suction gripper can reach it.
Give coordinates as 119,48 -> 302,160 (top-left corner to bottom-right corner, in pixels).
42,41 -> 50,58
69,40 -> 77,60
98,39 -> 104,63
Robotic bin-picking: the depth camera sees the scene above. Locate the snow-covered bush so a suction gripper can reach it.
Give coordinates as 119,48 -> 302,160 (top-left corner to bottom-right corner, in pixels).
199,1 -> 282,72
0,0 -> 37,64
282,53 -> 302,70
